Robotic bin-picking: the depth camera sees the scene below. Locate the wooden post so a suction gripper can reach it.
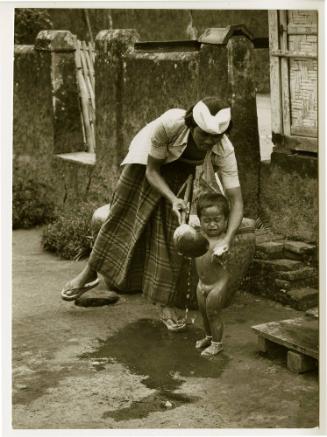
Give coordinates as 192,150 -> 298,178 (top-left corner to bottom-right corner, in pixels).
279,10 -> 291,136
268,11 -> 283,137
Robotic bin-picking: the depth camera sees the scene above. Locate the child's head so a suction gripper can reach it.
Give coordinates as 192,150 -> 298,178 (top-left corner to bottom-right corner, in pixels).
196,191 -> 229,237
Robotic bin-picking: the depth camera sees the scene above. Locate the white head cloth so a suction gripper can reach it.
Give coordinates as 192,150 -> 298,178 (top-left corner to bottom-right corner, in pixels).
192,100 -> 231,135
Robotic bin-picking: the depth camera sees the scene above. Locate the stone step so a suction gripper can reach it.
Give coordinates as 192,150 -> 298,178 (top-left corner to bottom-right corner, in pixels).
287,288 -> 318,311
255,241 -> 284,259
275,276 -> 318,291
254,239 -> 317,264
252,258 -> 304,272
305,307 -> 319,319
284,240 -> 316,255
275,266 -> 317,281
255,230 -> 284,245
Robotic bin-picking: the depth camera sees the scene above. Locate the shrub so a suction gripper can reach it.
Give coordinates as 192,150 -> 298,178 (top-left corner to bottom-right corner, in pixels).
13,162 -> 56,229
15,9 -> 53,44
42,200 -> 100,260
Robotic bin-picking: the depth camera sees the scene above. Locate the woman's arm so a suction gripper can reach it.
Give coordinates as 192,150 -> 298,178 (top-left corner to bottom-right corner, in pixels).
225,186 -> 243,244
213,186 -> 243,256
145,155 -> 188,224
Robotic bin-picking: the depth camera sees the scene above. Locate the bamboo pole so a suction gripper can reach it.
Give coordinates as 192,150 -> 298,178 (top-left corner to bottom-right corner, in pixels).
75,42 -> 94,152
79,40 -> 89,81
82,40 -> 95,89
88,41 -> 95,64
84,10 -> 94,45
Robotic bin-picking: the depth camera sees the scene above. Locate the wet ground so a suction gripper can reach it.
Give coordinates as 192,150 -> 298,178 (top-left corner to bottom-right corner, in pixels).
11,228 -> 319,429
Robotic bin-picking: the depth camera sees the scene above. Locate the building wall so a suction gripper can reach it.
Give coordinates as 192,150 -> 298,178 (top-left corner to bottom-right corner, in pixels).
260,152 -> 318,243
260,10 -> 319,243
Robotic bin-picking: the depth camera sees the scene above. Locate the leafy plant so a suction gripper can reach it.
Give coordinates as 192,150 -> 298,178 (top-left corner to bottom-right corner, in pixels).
15,9 -> 53,44
42,200 -> 100,260
13,161 -> 56,229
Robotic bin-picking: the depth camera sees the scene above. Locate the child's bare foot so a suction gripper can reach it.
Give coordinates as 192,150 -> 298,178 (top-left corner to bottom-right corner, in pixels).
201,341 -> 223,357
195,336 -> 212,349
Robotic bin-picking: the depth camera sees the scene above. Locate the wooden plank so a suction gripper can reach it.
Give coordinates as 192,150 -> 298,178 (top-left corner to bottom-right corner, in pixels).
286,135 -> 318,153
290,126 -> 318,138
279,10 -> 291,136
252,317 -> 319,359
56,152 -> 96,166
271,49 -> 317,59
268,11 -> 283,135
287,24 -> 317,35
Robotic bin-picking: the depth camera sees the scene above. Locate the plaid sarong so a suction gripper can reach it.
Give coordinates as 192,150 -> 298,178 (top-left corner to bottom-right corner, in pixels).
89,160 -> 196,306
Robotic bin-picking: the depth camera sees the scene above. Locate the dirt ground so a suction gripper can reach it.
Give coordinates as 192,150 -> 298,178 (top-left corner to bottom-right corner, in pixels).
11,228 -> 319,430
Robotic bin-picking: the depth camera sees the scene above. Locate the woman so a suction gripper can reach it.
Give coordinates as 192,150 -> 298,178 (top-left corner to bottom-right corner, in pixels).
61,96 -> 243,330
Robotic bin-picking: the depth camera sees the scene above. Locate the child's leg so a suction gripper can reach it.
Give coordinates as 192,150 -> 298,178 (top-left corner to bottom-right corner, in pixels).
195,283 -> 212,348
202,275 -> 229,356
196,283 -> 211,335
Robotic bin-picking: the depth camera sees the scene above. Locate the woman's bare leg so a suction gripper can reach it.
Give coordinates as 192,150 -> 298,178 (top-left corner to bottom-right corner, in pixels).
63,262 -> 98,290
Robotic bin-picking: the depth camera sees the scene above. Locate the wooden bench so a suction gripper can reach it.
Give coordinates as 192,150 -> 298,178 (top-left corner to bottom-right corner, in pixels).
252,316 -> 318,373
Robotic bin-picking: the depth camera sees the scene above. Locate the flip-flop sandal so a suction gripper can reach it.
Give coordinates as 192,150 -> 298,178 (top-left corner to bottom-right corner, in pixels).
61,278 -> 100,301
161,318 -> 187,332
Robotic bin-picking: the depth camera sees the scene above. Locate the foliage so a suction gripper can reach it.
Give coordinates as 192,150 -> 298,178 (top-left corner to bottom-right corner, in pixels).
13,161 -> 56,229
41,200 -> 100,260
15,9 -> 53,44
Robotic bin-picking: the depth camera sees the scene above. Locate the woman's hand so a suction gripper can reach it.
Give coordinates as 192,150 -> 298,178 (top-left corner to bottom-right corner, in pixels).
212,237 -> 232,266
172,197 -> 189,225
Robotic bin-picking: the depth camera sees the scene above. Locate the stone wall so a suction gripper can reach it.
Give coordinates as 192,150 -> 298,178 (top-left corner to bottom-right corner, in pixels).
94,27 -> 261,217
259,151 -> 318,243
13,44 -> 55,205
14,26 -> 262,218
13,30 -> 86,212
16,9 -> 270,93
49,9 -> 268,41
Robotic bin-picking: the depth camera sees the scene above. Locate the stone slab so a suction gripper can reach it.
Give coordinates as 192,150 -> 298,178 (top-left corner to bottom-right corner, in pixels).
253,259 -> 303,272
276,267 -> 316,281
287,350 -> 317,373
252,317 -> 318,359
288,287 -> 318,303
275,277 -> 318,291
305,307 -> 319,319
255,241 -> 284,259
284,241 -> 315,255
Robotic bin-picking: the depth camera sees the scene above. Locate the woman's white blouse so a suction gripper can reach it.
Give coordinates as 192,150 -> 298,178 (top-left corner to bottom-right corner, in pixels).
121,108 -> 240,190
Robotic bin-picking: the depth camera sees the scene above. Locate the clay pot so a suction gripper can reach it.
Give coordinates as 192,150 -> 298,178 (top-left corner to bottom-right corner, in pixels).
173,223 -> 209,258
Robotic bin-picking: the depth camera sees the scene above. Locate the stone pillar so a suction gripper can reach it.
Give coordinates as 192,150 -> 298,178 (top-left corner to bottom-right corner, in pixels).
199,26 -> 261,218
35,30 -> 83,154
95,29 -> 140,171
13,45 -> 54,160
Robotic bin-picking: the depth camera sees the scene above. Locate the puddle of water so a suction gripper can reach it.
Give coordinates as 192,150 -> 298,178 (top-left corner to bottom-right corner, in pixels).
82,318 -> 230,421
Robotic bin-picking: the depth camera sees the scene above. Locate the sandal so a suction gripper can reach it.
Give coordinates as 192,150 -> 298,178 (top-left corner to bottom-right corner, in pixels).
61,278 -> 100,301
